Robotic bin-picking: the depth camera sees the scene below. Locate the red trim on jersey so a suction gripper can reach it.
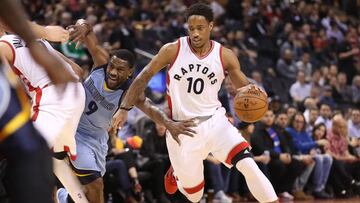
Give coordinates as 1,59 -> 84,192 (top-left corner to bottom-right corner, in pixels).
183,180 -> 205,194
31,87 -> 43,121
186,37 -> 214,60
12,65 -> 36,91
220,46 -> 225,70
0,40 -> 15,66
225,141 -> 250,165
167,94 -> 173,119
31,84 -> 49,121
166,72 -> 173,118
168,38 -> 181,70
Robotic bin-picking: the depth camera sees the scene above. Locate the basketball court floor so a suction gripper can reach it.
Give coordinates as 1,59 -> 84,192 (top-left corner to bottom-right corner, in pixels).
242,198 -> 360,203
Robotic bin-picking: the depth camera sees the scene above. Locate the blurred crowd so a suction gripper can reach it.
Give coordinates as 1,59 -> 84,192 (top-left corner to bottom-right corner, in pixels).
4,0 -> 359,202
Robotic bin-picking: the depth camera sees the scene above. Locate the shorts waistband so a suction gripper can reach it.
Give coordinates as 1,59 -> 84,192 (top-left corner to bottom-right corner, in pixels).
174,115 -> 212,125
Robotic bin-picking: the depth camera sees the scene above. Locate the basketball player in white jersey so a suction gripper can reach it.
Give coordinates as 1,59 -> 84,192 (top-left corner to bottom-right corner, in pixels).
0,25 -> 89,203
116,3 -> 278,203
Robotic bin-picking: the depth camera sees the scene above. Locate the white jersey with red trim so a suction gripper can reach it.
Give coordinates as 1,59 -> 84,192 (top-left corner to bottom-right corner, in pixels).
0,34 -> 75,95
167,37 -> 225,120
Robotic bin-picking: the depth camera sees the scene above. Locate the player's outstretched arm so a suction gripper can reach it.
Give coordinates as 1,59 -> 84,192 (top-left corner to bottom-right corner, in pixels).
0,0 -> 75,84
134,93 -> 196,145
68,20 -> 109,68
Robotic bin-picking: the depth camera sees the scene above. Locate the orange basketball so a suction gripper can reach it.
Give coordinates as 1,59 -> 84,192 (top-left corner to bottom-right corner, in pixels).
233,85 -> 268,123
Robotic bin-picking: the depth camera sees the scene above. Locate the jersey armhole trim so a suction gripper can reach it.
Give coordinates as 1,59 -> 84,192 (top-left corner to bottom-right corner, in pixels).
168,38 -> 180,71
0,40 -> 15,66
220,46 -> 225,71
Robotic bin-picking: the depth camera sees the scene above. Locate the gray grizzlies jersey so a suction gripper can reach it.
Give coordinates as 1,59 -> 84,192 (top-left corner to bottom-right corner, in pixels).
77,65 -> 130,139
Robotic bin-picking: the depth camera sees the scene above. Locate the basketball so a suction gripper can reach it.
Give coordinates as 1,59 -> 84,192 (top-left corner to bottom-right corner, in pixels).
233,85 -> 268,123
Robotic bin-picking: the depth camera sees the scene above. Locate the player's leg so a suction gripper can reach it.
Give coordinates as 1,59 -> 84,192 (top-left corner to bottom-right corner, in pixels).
67,137 -> 106,203
165,127 -> 207,203
209,109 -> 278,203
1,122 -> 54,203
33,83 -> 87,203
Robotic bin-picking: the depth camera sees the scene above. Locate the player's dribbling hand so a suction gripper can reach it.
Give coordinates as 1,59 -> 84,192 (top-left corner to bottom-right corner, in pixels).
166,119 -> 197,145
112,109 -> 128,130
27,41 -> 77,85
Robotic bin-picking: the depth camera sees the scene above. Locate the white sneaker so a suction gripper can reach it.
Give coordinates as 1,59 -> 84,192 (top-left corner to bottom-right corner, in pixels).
279,191 -> 294,201
56,188 -> 69,203
213,190 -> 232,203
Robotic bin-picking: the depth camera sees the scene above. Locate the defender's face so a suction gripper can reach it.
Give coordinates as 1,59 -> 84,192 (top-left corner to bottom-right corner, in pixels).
187,15 -> 213,48
106,56 -> 132,89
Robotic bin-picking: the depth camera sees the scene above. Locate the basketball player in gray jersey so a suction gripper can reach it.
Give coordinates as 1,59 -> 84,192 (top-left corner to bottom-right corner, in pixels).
56,20 -> 196,203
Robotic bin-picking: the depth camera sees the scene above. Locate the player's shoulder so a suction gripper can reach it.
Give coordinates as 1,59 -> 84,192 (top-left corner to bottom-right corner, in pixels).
160,40 -> 179,54
90,64 -> 107,74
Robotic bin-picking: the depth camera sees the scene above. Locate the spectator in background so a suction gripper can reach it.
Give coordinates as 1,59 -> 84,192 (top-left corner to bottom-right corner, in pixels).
352,75 -> 360,105
269,95 -> 282,115
290,71 -> 312,104
337,32 -> 359,84
303,98 -> 318,123
273,112 -> 314,200
276,48 -> 298,93
320,86 -> 337,109
296,52 -> 312,82
251,70 -> 266,92
326,20 -> 344,43
348,109 -> 360,157
306,107 -> 320,135
326,115 -> 360,197
286,106 -> 298,119
251,110 -> 304,201
287,113 -> 332,199
311,69 -> 326,89
309,86 -> 321,105
315,103 -> 333,129
332,72 -> 353,107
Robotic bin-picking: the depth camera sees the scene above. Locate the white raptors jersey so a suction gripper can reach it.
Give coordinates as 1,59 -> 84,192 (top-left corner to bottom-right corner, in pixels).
0,34 -> 75,95
167,37 -> 225,120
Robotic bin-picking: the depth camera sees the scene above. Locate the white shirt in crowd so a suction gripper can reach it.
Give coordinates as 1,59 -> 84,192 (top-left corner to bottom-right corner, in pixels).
348,120 -> 360,139
290,82 -> 311,102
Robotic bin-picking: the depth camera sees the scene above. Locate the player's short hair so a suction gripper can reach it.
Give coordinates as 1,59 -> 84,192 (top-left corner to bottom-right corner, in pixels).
112,49 -> 135,68
185,3 -> 214,22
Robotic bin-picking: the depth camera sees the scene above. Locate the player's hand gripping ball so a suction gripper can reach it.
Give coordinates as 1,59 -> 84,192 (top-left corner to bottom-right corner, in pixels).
234,84 -> 268,123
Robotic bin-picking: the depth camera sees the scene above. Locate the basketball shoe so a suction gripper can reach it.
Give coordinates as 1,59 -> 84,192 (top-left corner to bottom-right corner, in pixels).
164,166 -> 178,194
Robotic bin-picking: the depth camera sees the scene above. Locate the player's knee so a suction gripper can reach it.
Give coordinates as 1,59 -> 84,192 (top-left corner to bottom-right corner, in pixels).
230,147 -> 253,166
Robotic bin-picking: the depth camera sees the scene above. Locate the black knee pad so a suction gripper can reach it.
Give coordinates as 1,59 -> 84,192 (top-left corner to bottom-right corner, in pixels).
231,147 -> 253,166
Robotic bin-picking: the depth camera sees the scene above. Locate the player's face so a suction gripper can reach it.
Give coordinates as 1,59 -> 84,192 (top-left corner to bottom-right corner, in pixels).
106,56 -> 133,89
187,15 -> 213,48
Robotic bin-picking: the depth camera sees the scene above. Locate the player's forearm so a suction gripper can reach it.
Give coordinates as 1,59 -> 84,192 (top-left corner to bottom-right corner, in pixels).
0,0 -> 37,44
84,31 -> 109,67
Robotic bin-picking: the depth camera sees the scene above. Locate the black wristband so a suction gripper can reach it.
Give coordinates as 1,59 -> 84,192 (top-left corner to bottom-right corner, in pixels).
120,106 -> 133,111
